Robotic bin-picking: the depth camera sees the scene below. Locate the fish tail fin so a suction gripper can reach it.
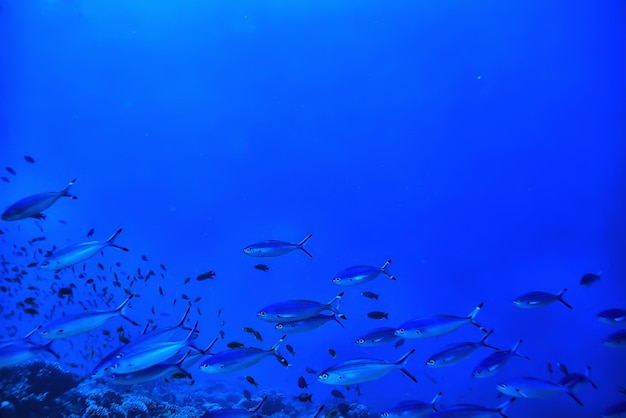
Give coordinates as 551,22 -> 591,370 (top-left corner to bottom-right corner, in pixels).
297,234 -> 313,257
201,337 -> 219,355
512,339 -> 531,360
497,397 -> 517,417
176,304 -> 192,329
116,294 -> 139,326
249,396 -> 268,413
313,405 -> 325,418
400,367 -> 418,383
332,312 -> 346,328
557,288 -> 573,309
330,298 -> 348,321
480,330 -> 500,350
395,348 -> 416,366
567,390 -> 584,406
270,336 -> 289,368
585,366 -> 599,389
23,325 -> 43,341
381,259 -> 397,280
106,228 -> 129,251
431,391 -> 442,412
468,302 -> 487,332
185,321 -> 199,343
270,335 -> 286,352
43,340 -> 60,359
60,179 -> 77,199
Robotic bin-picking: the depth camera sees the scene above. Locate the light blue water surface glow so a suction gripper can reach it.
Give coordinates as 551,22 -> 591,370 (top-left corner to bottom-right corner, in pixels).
1,0 -> 625,417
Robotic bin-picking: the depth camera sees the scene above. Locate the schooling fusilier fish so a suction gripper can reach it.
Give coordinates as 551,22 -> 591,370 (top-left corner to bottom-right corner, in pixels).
199,335 -> 289,373
243,234 -> 313,258
2,179 -> 77,221
395,303 -> 486,339
257,292 -> 346,323
332,259 -> 396,286
41,228 -> 128,271
513,288 -> 572,309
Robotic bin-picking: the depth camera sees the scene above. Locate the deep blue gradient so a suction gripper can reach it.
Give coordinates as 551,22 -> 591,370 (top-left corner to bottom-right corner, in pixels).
1,1 -> 625,417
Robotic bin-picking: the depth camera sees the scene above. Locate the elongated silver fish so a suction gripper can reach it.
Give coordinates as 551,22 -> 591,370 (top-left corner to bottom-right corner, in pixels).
0,340 -> 59,368
513,288 -> 572,309
318,349 -> 417,386
431,398 -> 516,418
598,309 -> 626,326
355,327 -> 399,348
257,292 -> 346,323
0,326 -> 41,349
472,339 -> 530,378
274,313 -> 344,333
395,303 -> 486,339
200,396 -> 267,418
243,234 -> 313,258
497,377 -> 583,406
107,322 -> 200,375
92,305 -> 192,379
426,331 -> 499,368
332,259 -> 396,286
199,336 -> 289,373
109,351 -> 193,385
603,329 -> 626,348
2,179 -> 77,221
41,228 -> 129,271
380,392 -> 440,417
40,295 -> 137,339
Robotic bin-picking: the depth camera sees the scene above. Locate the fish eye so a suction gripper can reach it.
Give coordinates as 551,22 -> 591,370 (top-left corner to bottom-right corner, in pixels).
382,414 -> 390,418
513,299 -> 521,304
397,328 -> 405,335
41,330 -> 47,334
258,311 -> 266,317
356,338 -> 364,344
220,365 -> 224,369
319,373 -> 328,380
332,277 -> 341,282
475,370 -> 481,375
275,324 -> 284,330
427,359 -> 435,366
498,383 -> 507,389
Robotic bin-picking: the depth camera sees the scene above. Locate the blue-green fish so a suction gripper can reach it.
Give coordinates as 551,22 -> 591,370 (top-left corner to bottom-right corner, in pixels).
200,396 -> 267,418
332,259 -> 396,286
497,377 -> 583,406
41,228 -> 128,271
472,339 -> 530,378
257,292 -> 346,323
107,322 -> 200,375
513,288 -> 572,309
431,398 -> 516,418
426,331 -> 499,368
598,309 -> 626,326
355,327 -> 399,348
0,341 -> 59,368
603,329 -> 626,348
380,392 -> 440,417
199,335 -> 289,373
109,351 -> 193,385
243,234 -> 313,258
318,349 -> 417,386
2,179 -> 77,221
395,303 -> 486,339
40,295 -> 137,339
275,313 -> 344,333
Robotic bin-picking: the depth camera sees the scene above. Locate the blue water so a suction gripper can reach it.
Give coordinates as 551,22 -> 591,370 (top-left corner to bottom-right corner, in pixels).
1,1 -> 625,417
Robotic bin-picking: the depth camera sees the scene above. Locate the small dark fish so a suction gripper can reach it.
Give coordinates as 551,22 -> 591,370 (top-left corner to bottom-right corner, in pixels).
297,393 -> 312,402
160,263 -> 167,271
24,155 -> 35,163
367,311 -> 389,320
285,344 -> 296,356
361,291 -> 379,300
184,277 -> 191,284
24,308 -> 39,315
338,403 -> 351,415
6,167 -> 16,175
298,376 -> 308,388
219,330 -> 225,339
330,389 -> 345,399
394,338 -> 405,349
58,287 -> 73,297
254,264 -> 270,272
305,367 -> 317,375
245,375 -> 258,387
158,286 -> 164,296
86,278 -> 94,284
580,272 -> 601,287
252,330 -> 263,342
227,341 -> 244,349
119,335 -> 130,344
97,263 -> 104,270
328,348 -> 336,358
27,262 -> 38,268
181,294 -> 189,300
196,271 -> 216,281
58,220 -> 67,224
87,228 -> 95,238
141,255 -> 148,261
102,329 -> 111,336
1,176 -> 9,183
547,363 -> 554,374
243,389 -> 252,400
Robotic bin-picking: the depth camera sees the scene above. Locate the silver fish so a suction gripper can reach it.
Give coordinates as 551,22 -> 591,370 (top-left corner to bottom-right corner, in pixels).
426,330 -> 499,368
380,392 -> 440,417
109,351 -> 193,385
355,327 -> 399,348
395,303 -> 486,339
0,340 -> 59,368
40,295 -> 137,339
598,309 -> 626,326
497,377 -> 583,406
243,234 -> 313,258
513,288 -> 572,309
41,228 -> 128,271
275,313 -> 344,333
431,398 -> 516,418
472,339 -> 530,378
318,349 -> 417,386
199,336 -> 289,373
0,326 -> 41,349
602,329 -> 626,348
257,292 -> 346,323
332,259 -> 396,286
2,179 -> 76,221
201,396 -> 267,418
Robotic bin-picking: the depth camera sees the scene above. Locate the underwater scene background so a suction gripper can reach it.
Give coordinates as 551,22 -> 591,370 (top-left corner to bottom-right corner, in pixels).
1,1 -> 625,417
